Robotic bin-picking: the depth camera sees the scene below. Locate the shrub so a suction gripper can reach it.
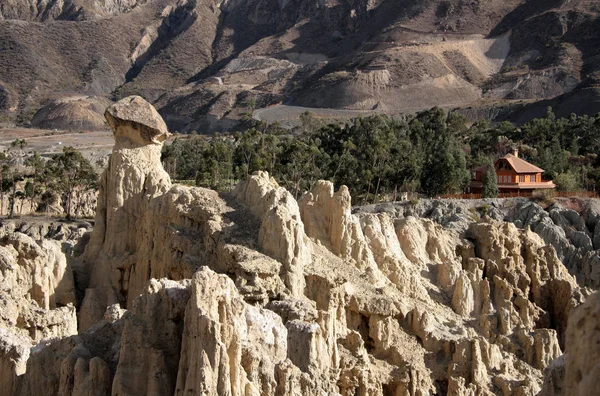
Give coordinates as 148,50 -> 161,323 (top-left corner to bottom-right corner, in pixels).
531,190 -> 556,209
478,203 -> 490,215
468,207 -> 480,222
553,171 -> 581,192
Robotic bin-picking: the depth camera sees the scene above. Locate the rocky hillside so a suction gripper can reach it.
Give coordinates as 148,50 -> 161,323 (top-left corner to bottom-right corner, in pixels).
357,196 -> 600,290
1,96 -> 599,395
0,0 -> 599,132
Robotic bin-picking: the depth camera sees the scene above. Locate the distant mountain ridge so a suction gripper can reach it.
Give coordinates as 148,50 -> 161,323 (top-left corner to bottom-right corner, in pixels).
0,0 -> 599,132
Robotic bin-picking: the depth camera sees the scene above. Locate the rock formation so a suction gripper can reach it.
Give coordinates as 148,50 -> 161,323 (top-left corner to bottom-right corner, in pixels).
357,197 -> 600,290
79,95 -> 173,329
2,96 -> 597,395
0,224 -> 81,395
539,291 -> 600,396
510,200 -> 600,288
562,291 -> 600,395
233,172 -> 310,298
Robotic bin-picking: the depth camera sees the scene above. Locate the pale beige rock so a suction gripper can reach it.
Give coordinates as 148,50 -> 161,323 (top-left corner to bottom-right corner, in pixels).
112,279 -> 191,396
0,233 -> 75,311
563,291 -> 600,396
175,267 -> 288,396
80,96 -> 172,328
359,213 -> 428,297
18,278 -> 189,396
81,116 -> 306,331
286,319 -> 328,374
18,313 -> 123,396
468,221 -> 583,345
539,355 -> 566,396
453,272 -> 475,317
104,95 -> 170,146
234,171 -> 310,297
299,181 -> 377,273
22,197 -> 588,396
8,97 -> 592,396
0,327 -> 30,395
395,216 -> 459,266
0,230 -> 78,395
72,357 -> 112,396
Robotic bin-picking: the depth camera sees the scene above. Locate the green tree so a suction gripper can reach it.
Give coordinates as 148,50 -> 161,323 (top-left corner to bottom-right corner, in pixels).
195,137 -> 234,190
296,111 -> 323,135
6,139 -> 28,218
159,106 -> 600,200
46,147 -> 98,219
278,138 -> 325,199
233,128 -> 282,178
24,152 -> 45,211
421,137 -> 469,196
482,161 -> 499,198
553,171 -> 581,192
0,152 -> 9,216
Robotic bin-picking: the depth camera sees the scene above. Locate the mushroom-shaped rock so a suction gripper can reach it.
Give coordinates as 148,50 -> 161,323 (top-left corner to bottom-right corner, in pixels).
79,96 -> 172,330
104,96 -> 170,147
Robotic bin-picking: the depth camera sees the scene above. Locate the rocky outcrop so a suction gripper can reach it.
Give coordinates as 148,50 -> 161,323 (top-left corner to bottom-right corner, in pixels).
0,187 -> 97,219
0,230 -> 79,395
539,291 -> 600,396
174,268 -> 291,395
466,222 -> 583,346
299,180 -> 378,274
358,197 -> 600,290
233,172 -> 310,298
7,97 -> 595,396
80,96 -> 292,329
562,291 -> 600,395
112,278 -> 190,396
79,95 -> 172,328
510,200 -> 600,288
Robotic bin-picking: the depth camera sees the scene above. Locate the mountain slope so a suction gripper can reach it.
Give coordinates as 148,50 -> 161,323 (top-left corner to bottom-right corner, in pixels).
0,0 -> 599,131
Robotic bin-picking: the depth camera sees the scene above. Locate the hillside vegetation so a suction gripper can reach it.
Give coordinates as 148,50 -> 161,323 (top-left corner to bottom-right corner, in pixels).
162,107 -> 600,200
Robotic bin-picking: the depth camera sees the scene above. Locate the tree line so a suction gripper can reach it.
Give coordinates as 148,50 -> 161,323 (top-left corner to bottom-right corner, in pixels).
0,141 -> 98,219
2,106 -> 594,219
162,107 -> 600,202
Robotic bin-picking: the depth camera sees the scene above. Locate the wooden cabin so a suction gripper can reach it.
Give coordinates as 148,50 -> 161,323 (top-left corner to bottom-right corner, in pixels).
469,150 -> 556,195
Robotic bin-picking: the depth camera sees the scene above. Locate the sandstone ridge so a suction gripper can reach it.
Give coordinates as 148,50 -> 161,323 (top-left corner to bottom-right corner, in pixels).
2,97 -> 597,395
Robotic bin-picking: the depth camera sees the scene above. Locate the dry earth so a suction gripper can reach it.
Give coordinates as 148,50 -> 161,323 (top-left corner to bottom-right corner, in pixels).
0,128 -> 114,157
0,127 -> 185,164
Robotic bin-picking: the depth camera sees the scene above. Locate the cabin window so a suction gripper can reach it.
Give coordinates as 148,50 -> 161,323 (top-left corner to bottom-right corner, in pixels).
530,175 -> 536,182
497,176 -> 502,183
504,175 -> 510,183
519,175 -> 525,182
